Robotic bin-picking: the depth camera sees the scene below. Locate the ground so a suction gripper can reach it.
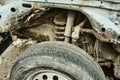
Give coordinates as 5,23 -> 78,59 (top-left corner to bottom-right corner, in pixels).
0,39 -> 36,80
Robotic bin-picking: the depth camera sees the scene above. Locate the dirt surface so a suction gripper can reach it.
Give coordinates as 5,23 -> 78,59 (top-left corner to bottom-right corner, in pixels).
0,39 -> 36,80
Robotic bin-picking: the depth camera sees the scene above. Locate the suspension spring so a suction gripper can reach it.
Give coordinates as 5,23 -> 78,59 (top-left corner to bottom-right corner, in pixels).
54,25 -> 65,41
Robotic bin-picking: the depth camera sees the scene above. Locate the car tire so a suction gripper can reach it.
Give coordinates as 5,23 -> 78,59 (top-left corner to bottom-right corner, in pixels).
10,41 -> 105,80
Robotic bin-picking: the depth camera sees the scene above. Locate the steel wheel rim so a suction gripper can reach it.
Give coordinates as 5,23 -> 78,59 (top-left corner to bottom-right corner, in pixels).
26,70 -> 73,80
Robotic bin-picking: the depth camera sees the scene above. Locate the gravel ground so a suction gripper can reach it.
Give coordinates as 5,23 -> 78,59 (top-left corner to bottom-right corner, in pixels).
0,39 -> 36,80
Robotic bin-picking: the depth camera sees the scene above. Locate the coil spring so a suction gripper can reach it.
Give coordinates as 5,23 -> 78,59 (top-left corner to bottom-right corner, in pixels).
54,25 -> 65,41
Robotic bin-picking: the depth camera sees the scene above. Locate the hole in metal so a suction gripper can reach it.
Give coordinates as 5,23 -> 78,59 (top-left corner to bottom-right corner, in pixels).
53,76 -> 58,80
6,23 -> 9,25
101,28 -> 106,32
11,7 -> 16,12
43,75 -> 47,79
101,1 -> 103,4
22,3 -> 32,8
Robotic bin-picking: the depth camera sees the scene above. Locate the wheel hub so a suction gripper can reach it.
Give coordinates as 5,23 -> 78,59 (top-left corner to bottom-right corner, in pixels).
26,70 -> 73,80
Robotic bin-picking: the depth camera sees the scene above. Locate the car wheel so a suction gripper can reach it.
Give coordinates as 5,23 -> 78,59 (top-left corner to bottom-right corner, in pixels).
10,41 -> 105,80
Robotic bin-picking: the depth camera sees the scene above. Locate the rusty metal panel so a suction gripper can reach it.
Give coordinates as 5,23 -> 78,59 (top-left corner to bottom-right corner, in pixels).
0,0 -> 34,32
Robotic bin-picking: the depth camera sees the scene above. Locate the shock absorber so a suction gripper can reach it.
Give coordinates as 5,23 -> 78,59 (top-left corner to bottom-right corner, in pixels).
54,10 -> 76,41
64,11 -> 76,42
